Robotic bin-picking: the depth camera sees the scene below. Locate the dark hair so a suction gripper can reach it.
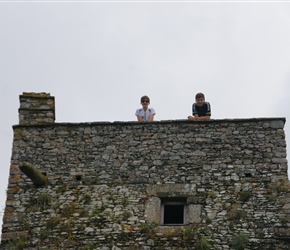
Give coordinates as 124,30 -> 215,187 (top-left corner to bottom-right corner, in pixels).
141,95 -> 150,102
195,93 -> 205,100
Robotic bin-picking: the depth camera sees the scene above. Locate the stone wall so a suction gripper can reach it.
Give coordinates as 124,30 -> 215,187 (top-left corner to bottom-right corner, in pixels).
18,92 -> 55,125
1,93 -> 289,250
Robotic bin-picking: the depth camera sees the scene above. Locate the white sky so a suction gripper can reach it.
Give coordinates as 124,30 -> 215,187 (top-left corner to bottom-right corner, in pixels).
0,0 -> 290,235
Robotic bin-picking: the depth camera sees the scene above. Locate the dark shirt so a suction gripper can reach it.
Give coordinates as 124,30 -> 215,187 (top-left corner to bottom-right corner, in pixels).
192,102 -> 211,117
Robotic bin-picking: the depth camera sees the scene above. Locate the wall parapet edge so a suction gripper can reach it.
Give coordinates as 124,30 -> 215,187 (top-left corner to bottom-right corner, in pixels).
12,117 -> 286,129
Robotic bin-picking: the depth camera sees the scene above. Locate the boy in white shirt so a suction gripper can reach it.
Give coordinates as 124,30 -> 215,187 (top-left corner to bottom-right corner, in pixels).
135,95 -> 156,122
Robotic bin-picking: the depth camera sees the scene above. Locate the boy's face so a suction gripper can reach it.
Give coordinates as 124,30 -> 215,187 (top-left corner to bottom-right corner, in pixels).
141,99 -> 150,107
196,97 -> 205,107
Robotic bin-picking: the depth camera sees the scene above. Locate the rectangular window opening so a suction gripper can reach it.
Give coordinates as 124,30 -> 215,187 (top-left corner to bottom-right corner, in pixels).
161,197 -> 187,225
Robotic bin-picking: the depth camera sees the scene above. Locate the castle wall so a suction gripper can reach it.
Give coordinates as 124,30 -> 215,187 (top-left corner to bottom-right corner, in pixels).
1,93 -> 289,249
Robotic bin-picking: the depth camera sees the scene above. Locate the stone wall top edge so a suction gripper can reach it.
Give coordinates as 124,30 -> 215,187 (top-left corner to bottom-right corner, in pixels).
18,108 -> 55,111
20,94 -> 54,99
12,117 -> 286,128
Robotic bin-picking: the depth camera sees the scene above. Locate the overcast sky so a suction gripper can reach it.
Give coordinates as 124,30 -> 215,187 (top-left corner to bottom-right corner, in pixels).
0,0 -> 290,234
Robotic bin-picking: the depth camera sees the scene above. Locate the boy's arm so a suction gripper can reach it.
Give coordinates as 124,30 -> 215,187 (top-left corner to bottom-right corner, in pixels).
188,115 -> 210,121
195,102 -> 211,120
135,109 -> 144,122
196,115 -> 210,121
148,108 -> 156,122
188,115 -> 198,120
137,115 -> 144,122
188,103 -> 198,120
148,114 -> 155,121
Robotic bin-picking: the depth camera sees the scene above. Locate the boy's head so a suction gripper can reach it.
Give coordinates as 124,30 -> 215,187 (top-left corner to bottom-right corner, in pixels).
140,95 -> 150,106
195,92 -> 205,107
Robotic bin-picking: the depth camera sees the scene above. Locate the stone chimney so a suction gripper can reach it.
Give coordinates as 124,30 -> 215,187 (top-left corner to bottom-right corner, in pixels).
19,92 -> 55,125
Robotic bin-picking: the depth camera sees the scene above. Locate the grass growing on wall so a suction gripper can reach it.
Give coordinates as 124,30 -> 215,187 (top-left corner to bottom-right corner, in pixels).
232,233 -> 249,250
5,237 -> 27,250
239,190 -> 252,203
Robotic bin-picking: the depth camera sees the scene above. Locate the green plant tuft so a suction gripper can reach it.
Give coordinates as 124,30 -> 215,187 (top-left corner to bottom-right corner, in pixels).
122,197 -> 129,207
61,202 -> 77,218
122,210 -> 132,220
227,209 -> 247,222
37,192 -> 52,209
205,216 -> 212,224
232,233 -> 249,250
181,225 -> 197,240
208,191 -> 216,199
92,208 -> 101,215
89,176 -> 99,185
281,218 -> 288,226
196,236 -> 211,250
139,223 -> 156,238
83,193 -> 92,204
6,237 -> 27,250
266,195 -> 276,202
239,190 -> 251,203
83,242 -> 97,250
222,202 -> 227,210
46,216 -> 61,229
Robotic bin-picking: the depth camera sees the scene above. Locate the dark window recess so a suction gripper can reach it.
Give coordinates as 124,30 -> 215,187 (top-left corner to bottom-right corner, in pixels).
161,197 -> 187,225
75,175 -> 82,181
164,205 -> 184,224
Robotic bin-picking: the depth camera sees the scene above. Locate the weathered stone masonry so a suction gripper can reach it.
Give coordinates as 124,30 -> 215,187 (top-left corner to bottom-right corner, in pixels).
1,92 -> 289,249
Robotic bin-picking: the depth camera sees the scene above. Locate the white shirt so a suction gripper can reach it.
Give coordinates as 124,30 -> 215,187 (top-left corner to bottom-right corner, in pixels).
135,108 -> 156,121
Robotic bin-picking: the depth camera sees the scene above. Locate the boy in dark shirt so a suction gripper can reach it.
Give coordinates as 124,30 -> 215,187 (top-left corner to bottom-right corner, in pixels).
187,93 -> 211,121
